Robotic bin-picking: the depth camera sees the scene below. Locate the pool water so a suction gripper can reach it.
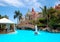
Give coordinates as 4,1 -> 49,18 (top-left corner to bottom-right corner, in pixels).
0,30 -> 60,42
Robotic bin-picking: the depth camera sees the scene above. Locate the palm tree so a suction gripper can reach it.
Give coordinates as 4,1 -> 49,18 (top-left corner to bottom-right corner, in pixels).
3,15 -> 9,19
14,10 -> 22,24
47,7 -> 57,27
40,6 -> 48,17
40,6 -> 58,27
0,15 -> 2,19
55,9 -> 60,24
48,7 -> 56,19
40,6 -> 57,26
0,15 -> 9,19
40,6 -> 49,27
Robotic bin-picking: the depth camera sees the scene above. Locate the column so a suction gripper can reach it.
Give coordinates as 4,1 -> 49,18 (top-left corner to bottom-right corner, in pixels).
6,24 -> 10,32
14,24 -> 15,32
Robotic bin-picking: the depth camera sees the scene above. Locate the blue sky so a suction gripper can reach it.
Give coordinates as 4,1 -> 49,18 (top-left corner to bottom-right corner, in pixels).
0,0 -> 60,23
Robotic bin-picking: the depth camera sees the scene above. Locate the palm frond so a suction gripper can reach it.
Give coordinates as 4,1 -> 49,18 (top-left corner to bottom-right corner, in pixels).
14,15 -> 18,19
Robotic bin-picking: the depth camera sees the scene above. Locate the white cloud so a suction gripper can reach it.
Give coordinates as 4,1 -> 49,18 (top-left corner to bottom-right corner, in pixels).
0,0 -> 42,11
0,0 -> 24,7
54,0 -> 60,8
55,1 -> 60,5
21,0 -> 42,11
0,3 -> 6,6
4,0 -> 24,7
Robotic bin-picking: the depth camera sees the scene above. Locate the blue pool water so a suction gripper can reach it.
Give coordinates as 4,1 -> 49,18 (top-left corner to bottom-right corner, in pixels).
0,30 -> 60,42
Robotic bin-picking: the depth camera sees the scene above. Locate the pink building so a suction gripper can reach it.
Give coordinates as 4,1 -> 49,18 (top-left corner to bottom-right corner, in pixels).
55,4 -> 60,10
25,8 -> 42,20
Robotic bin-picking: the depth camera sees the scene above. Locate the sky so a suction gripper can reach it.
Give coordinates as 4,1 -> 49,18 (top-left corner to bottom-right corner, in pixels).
0,0 -> 60,23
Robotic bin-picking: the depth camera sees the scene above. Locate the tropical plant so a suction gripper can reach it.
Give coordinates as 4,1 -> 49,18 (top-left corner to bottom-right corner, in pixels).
0,15 -> 9,19
3,15 -> 9,19
40,6 -> 49,27
14,10 -> 22,24
40,6 -> 48,18
38,18 -> 47,24
40,6 -> 59,28
0,15 -> 2,19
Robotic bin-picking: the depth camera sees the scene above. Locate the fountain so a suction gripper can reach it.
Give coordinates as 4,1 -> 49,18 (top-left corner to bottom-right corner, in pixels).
34,25 -> 39,34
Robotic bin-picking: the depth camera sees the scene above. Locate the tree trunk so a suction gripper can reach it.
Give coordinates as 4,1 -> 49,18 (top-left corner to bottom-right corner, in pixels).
47,15 -> 48,28
17,16 -> 19,25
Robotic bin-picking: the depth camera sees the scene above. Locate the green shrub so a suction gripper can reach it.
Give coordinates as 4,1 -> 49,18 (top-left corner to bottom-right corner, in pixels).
37,23 -> 46,27
38,18 -> 47,24
38,18 -> 46,21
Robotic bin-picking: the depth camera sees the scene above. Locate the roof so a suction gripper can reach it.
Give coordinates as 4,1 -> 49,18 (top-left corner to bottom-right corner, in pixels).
0,18 -> 14,24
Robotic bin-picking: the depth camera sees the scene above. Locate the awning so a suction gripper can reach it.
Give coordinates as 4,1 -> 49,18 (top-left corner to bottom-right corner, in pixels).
0,18 -> 14,24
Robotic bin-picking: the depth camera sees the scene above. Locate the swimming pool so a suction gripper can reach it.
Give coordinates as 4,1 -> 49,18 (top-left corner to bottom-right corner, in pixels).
0,30 -> 60,42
